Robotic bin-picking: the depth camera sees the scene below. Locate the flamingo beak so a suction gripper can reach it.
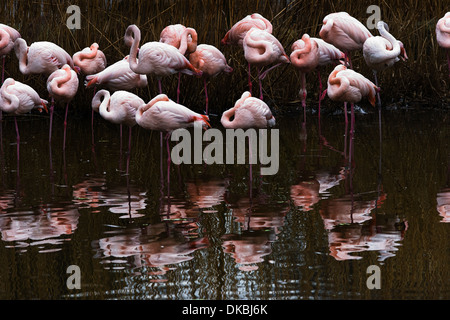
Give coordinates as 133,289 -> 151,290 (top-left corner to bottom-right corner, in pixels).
41,101 -> 48,113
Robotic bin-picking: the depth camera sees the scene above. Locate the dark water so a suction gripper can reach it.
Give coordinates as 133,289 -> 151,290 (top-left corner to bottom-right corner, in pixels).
0,105 -> 448,300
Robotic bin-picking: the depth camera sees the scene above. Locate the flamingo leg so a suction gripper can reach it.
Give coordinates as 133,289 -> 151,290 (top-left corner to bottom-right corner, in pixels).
248,62 -> 252,94
348,103 -> 355,169
63,102 -> 69,151
158,78 -> 163,95
1,56 -> 5,84
126,126 -> 132,176
177,72 -> 181,103
165,132 -> 171,201
344,102 -> 348,159
14,116 -> 19,175
203,77 -> 209,115
91,87 -> 97,147
301,72 -> 306,123
48,97 -> 54,144
258,67 -> 263,100
119,124 -> 123,171
445,50 -> 450,79
317,70 -> 322,124
373,70 -> 382,109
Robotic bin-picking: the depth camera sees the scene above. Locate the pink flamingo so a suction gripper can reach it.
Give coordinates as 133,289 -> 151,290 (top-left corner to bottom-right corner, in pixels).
221,13 -> 272,93
290,34 -> 319,122
73,42 -> 107,75
92,89 -> 144,174
136,93 -> 210,196
46,65 -> 79,149
326,64 -> 379,165
436,12 -> 450,78
220,91 -> 275,129
221,91 -> 275,197
160,24 -> 198,102
14,38 -> 78,75
188,44 -> 233,114
124,25 -> 202,96
0,24 -> 20,83
0,78 -> 48,173
73,42 -> 107,146
363,21 -> 407,107
85,55 -> 147,91
243,28 -> 290,100
319,12 -> 372,68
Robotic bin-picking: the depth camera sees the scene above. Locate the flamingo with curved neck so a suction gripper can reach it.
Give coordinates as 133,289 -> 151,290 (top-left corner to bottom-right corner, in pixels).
0,78 -> 48,173
124,24 -> 202,95
47,64 -> 79,149
436,12 -> 450,78
92,89 -> 144,174
14,38 -> 78,75
363,21 -> 407,110
160,24 -> 199,103
220,91 -> 275,129
243,27 -> 290,100
0,24 -> 20,84
73,42 -> 107,75
290,34 -> 320,121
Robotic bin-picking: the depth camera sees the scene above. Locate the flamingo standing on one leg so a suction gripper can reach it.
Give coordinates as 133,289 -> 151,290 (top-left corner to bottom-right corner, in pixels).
124,24 -> 202,97
363,21 -> 408,108
14,38 -> 79,75
243,28 -> 290,100
221,91 -> 275,198
189,44 -> 233,114
221,13 -> 273,94
0,24 -> 21,84
436,12 -> 450,79
92,89 -> 144,174
135,93 -> 210,199
319,12 -> 372,68
85,55 -> 148,151
313,38 -> 346,122
160,24 -> 198,103
326,64 -> 379,167
290,34 -> 320,123
73,42 -> 107,146
46,65 -> 79,149
0,78 -> 48,175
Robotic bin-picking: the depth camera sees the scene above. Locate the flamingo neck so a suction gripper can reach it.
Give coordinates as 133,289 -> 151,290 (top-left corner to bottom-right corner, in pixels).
125,25 -> 141,72
15,38 -> 29,73
0,29 -> 10,51
221,108 -> 237,129
0,79 -> 19,113
179,28 -> 198,55
377,23 -> 400,56
81,44 -> 98,60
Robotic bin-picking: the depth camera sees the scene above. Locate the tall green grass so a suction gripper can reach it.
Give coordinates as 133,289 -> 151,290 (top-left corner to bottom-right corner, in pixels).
1,0 -> 449,115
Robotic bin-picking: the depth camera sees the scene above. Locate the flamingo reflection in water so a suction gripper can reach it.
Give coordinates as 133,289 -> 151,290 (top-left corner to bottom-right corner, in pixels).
72,177 -> 147,219
95,223 -> 208,275
319,189 -> 408,261
0,203 -> 79,252
221,195 -> 288,271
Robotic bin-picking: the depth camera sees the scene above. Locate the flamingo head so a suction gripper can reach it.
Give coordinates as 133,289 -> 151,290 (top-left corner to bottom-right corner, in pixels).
40,99 -> 48,113
399,42 -> 408,61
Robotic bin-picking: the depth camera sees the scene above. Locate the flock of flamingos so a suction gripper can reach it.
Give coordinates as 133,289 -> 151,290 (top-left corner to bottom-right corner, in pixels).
0,11 -> 449,168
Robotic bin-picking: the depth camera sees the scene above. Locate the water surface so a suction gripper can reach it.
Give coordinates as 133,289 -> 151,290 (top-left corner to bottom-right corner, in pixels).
0,106 -> 448,300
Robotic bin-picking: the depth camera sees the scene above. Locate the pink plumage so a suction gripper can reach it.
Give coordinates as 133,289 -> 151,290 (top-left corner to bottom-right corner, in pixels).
0,78 -> 47,115
221,13 -> 273,47
92,89 -> 144,128
221,91 -> 275,129
319,12 -> 372,52
436,12 -> 450,49
14,38 -> 76,75
73,43 -> 107,75
243,28 -> 289,67
327,65 -> 379,107
0,24 -> 20,57
189,44 -> 233,77
47,65 -> 79,102
85,56 -> 148,91
160,24 -> 198,55
136,94 -> 210,132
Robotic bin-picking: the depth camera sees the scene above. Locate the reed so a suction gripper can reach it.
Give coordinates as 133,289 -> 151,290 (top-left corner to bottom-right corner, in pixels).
0,0 -> 449,117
